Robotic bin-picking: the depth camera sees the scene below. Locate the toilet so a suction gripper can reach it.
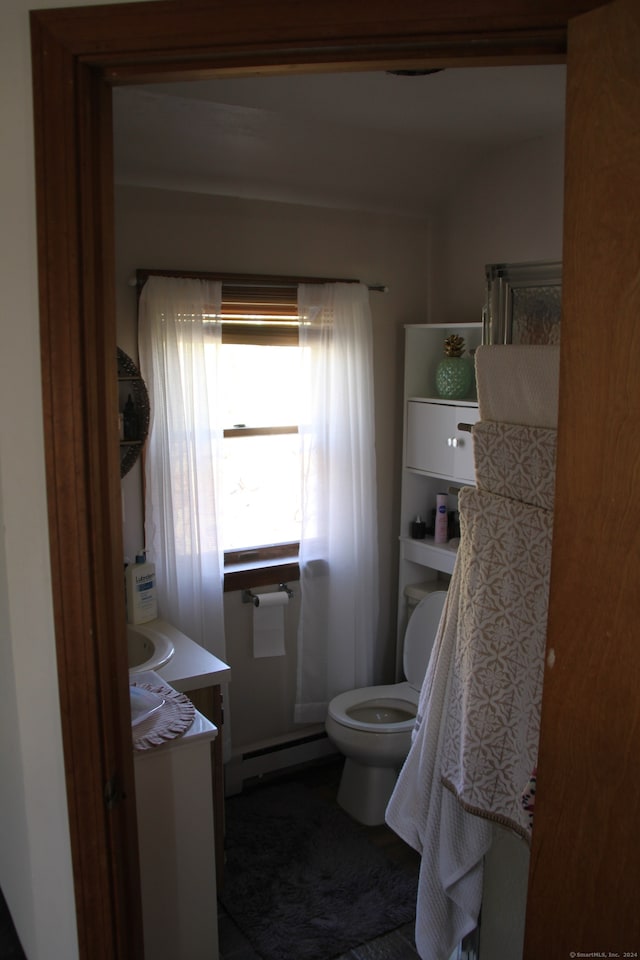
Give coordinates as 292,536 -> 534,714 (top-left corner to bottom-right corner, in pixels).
326,587 -> 447,826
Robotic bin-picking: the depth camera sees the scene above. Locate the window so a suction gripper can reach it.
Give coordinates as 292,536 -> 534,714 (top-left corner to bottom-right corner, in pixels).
207,283 -> 303,567
137,270 -> 358,585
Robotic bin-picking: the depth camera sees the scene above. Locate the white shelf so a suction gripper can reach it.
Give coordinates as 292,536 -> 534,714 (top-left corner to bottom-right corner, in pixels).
405,467 -> 469,485
400,535 -> 458,576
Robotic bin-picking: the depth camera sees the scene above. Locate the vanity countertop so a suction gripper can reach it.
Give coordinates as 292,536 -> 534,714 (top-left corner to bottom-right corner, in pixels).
136,617 -> 231,693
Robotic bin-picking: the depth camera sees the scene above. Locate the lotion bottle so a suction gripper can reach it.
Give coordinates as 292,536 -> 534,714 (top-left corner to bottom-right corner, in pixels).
434,493 -> 449,544
125,551 -> 158,624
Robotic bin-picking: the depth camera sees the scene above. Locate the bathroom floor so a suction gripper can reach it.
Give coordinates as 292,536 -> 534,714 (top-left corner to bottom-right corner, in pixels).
217,756 -> 423,960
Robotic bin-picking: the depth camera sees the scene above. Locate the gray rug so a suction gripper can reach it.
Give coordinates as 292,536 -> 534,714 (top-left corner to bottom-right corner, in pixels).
219,779 -> 418,960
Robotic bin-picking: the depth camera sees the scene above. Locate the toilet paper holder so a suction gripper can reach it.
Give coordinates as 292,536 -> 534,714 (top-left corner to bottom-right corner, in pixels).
242,583 -> 294,606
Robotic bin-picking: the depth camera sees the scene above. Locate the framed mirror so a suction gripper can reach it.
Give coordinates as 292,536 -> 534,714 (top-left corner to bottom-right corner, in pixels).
117,347 -> 150,478
484,260 -> 562,345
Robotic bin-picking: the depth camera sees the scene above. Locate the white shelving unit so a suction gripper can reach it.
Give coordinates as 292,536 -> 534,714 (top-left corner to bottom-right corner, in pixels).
397,322 -> 483,658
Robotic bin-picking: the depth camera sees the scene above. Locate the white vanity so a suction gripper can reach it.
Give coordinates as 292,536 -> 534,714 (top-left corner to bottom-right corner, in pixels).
131,621 -> 231,960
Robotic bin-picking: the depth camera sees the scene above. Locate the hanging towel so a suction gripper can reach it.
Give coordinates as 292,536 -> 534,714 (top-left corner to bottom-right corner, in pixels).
386,418 -> 556,958
440,483 -> 553,839
385,559 -> 492,960
474,344 -> 560,428
471,420 -> 557,510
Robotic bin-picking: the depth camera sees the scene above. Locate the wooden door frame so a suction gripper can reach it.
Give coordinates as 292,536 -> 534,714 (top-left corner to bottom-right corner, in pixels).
29,1 -> 608,956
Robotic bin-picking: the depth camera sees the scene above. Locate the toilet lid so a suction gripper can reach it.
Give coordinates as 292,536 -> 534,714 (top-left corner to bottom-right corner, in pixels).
403,590 -> 447,689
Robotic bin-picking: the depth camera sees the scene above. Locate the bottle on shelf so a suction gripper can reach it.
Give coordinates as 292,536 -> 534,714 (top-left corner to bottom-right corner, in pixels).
434,493 -> 449,544
411,515 -> 426,539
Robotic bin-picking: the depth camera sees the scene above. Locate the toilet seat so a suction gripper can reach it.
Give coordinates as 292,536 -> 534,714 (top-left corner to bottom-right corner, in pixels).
327,681 -> 417,734
327,592 -> 448,737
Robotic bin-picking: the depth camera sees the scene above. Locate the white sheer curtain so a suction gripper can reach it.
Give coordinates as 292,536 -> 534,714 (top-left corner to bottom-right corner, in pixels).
295,282 -> 380,724
138,276 -> 226,663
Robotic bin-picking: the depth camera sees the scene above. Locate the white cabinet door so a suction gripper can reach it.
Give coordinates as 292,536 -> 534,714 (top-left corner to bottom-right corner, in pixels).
406,400 -> 480,483
135,720 -> 218,960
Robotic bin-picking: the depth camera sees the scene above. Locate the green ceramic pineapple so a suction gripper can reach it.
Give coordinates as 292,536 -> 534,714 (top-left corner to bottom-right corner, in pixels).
435,334 -> 474,399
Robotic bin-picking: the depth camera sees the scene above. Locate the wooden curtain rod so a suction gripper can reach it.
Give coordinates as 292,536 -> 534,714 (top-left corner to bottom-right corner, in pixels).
133,268 -> 387,293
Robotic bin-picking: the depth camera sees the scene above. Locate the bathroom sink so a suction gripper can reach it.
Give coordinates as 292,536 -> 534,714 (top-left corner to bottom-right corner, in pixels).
127,623 -> 175,674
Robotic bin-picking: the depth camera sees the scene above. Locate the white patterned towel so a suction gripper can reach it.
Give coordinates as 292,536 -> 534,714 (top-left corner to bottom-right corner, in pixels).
472,420 -> 556,510
441,484 -> 553,838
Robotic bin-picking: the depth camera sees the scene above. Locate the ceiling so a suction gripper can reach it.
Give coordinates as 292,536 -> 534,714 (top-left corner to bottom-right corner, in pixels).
112,65 -> 566,219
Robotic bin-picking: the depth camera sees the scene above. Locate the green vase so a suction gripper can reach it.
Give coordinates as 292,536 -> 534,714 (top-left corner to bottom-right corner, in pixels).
435,356 -> 474,400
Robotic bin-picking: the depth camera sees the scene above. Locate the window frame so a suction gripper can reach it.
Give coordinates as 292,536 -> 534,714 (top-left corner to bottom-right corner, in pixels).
136,269 -> 358,590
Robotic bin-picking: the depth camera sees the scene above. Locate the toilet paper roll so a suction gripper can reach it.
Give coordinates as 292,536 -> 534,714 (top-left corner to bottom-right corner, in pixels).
253,591 -> 288,657
254,592 -> 289,609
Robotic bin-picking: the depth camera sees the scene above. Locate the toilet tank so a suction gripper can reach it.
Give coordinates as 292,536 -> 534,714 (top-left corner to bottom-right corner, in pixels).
404,580 -> 436,618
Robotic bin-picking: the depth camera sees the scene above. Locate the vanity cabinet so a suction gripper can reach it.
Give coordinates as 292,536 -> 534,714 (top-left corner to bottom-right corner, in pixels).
397,323 -> 483,659
134,702 -> 219,960
154,625 -> 231,893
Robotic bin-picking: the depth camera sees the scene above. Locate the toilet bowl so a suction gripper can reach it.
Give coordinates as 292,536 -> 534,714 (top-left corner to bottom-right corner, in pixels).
326,589 -> 447,825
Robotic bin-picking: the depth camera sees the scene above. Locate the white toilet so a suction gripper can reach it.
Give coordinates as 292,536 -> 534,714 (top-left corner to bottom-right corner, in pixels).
326,588 -> 447,825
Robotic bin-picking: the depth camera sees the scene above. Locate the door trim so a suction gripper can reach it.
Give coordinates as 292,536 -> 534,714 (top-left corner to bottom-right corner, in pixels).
29,1 -> 602,956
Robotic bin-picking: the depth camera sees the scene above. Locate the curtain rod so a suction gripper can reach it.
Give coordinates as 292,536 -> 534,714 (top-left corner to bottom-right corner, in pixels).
132,269 -> 388,293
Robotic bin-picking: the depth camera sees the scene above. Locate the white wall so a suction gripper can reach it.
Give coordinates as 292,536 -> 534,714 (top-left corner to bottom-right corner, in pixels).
115,184 -> 431,747
430,132 -> 565,324
0,2 -> 154,958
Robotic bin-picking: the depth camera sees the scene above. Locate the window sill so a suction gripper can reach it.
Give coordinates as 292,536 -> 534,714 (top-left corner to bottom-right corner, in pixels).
223,556 -> 300,593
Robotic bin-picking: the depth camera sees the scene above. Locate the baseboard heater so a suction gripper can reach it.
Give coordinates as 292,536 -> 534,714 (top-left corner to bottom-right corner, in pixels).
225,726 -> 337,796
